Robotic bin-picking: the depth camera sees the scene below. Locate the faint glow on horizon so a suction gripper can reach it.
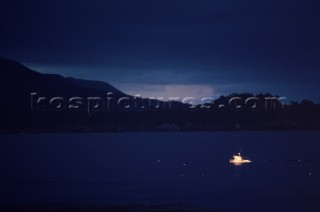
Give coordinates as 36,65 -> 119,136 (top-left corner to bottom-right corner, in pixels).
116,83 -> 216,101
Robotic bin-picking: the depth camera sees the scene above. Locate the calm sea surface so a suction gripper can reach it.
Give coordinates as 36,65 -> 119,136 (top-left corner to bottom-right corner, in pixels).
0,132 -> 320,211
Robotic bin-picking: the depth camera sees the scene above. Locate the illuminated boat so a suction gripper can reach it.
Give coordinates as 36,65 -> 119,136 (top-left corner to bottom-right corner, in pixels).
230,153 -> 252,165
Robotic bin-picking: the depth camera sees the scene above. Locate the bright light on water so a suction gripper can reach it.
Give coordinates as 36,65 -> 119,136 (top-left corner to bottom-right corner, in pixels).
230,153 -> 252,166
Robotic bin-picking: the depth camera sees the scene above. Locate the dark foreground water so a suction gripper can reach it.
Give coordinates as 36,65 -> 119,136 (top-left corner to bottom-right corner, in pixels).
0,132 -> 320,211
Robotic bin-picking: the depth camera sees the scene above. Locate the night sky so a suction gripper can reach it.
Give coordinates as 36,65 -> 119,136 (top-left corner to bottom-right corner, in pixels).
1,0 -> 319,102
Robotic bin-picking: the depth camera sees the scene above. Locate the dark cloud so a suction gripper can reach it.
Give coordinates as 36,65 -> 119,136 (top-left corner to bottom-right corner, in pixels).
1,0 -> 320,101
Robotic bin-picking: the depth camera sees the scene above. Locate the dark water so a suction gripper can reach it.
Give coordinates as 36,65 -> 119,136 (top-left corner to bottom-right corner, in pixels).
0,132 -> 320,211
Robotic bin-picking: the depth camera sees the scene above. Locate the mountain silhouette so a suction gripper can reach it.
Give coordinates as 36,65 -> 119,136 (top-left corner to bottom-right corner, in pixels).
0,57 -> 319,132
0,57 -> 131,131
0,57 -> 126,98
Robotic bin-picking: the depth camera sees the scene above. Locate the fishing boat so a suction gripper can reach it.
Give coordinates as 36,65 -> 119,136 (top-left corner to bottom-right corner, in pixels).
230,153 -> 252,165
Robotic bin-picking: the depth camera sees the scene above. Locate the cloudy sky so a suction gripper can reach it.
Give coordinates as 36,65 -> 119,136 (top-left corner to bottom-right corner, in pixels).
1,0 -> 319,101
